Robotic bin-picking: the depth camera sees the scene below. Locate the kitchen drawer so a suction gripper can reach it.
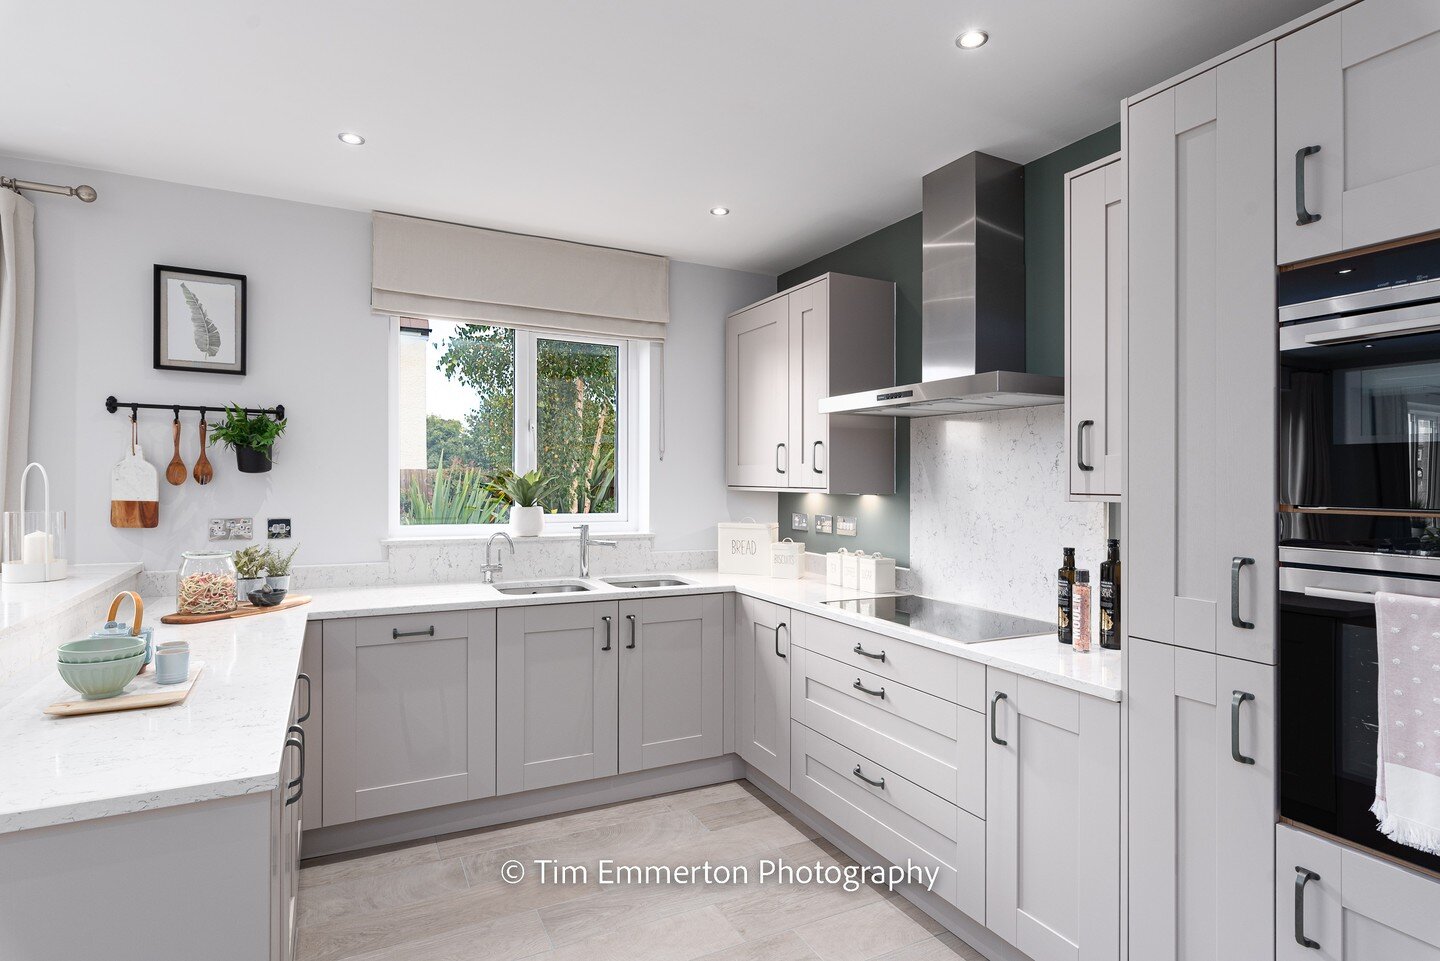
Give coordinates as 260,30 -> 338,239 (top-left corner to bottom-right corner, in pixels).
354,610 -> 471,646
796,613 -> 983,708
791,721 -> 984,921
791,645 -> 985,817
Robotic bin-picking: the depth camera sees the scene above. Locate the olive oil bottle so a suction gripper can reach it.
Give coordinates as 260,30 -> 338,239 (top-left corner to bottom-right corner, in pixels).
1057,547 -> 1076,645
1100,538 -> 1122,650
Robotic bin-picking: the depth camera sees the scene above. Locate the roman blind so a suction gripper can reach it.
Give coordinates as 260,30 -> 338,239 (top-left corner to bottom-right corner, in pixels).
371,212 -> 670,340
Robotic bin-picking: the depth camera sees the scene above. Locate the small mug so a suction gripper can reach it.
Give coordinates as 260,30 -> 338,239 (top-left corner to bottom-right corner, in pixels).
154,646 -> 190,685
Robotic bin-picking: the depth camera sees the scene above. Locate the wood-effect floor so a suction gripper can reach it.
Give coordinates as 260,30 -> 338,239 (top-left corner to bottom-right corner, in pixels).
297,779 -> 984,961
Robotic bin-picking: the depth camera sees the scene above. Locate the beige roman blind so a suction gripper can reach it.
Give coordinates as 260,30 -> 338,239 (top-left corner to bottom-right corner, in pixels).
371,212 -> 670,340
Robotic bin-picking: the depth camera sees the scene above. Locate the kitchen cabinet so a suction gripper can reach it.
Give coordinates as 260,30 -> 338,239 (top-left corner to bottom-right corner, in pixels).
1127,45 -> 1277,664
276,664 -> 309,961
1128,638 -> 1275,961
322,610 -> 497,824
985,667 -> 1120,961
618,593 -> 725,773
498,602 -> 617,794
725,272 -> 896,495
1277,823 -> 1440,960
299,620 -> 322,832
1065,153 -> 1125,501
1276,0 -> 1440,264
736,595 -> 792,788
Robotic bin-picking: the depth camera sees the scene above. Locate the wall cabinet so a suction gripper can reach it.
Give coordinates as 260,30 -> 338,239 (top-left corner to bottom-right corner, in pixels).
736,595 -> 792,788
1127,638 -> 1275,961
1065,154 -> 1125,501
1276,0 -> 1440,264
322,610 -> 497,824
985,667 -> 1120,961
1127,46 -> 1277,665
1278,823 -> 1440,960
725,273 -> 896,495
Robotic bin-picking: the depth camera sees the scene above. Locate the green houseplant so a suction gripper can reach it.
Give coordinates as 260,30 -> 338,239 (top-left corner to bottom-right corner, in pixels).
487,468 -> 557,537
209,405 -> 286,473
263,545 -> 298,592
233,545 -> 268,596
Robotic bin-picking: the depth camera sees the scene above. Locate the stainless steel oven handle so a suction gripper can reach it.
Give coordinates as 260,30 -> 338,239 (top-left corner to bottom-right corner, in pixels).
1303,314 -> 1440,346
1303,586 -> 1377,605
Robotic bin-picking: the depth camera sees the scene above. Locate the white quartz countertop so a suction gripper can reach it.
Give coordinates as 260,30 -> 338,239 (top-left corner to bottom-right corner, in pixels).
0,563 -> 142,642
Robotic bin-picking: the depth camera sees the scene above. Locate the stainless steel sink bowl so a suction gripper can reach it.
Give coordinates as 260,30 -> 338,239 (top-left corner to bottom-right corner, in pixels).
602,575 -> 692,589
493,580 -> 592,595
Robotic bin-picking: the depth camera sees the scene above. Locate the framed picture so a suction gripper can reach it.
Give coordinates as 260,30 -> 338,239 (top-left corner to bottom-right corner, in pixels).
154,265 -> 247,375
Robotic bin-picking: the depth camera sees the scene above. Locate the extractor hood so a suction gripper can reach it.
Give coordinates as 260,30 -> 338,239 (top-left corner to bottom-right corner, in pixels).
820,152 -> 1064,418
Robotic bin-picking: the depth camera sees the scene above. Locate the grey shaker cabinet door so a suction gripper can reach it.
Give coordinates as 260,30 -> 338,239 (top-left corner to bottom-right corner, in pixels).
1278,823 -> 1440,961
618,594 -> 725,774
1126,47 -> 1277,664
497,602 -> 618,795
1276,0 -> 1440,264
322,610 -> 496,825
788,276 -> 828,490
1127,638 -> 1275,961
299,620 -> 322,831
736,595 -> 792,789
985,668 -> 1121,961
725,297 -> 791,487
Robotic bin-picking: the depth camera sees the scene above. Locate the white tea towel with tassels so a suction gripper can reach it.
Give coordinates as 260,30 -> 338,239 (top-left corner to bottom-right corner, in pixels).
1373,591 -> 1440,855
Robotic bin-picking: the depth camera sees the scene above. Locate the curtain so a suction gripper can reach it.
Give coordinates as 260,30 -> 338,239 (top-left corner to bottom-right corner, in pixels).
0,190 -> 35,515
371,212 -> 670,341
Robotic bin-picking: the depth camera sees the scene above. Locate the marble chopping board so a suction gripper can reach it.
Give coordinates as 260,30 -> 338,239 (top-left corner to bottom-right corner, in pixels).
110,442 -> 160,528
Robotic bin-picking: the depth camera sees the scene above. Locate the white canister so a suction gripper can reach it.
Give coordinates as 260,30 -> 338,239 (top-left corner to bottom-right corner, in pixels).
826,549 -> 850,586
857,552 -> 896,594
770,538 -> 806,579
717,519 -> 779,575
841,551 -> 861,590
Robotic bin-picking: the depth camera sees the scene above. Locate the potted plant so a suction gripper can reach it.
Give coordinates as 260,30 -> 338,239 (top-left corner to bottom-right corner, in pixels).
487,469 -> 555,537
233,545 -> 268,597
209,405 -> 286,474
264,545 -> 298,592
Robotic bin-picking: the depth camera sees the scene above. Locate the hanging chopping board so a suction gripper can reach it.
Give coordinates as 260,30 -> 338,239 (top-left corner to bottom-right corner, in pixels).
111,418 -> 160,528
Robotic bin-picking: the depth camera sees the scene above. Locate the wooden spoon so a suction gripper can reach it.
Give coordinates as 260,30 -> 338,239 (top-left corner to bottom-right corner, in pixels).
165,417 -> 187,486
193,419 -> 214,485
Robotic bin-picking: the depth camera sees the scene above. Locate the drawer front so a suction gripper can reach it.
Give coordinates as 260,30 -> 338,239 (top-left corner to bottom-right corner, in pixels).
792,721 -> 984,920
797,613 -> 978,707
792,646 -> 985,816
354,610 -> 471,646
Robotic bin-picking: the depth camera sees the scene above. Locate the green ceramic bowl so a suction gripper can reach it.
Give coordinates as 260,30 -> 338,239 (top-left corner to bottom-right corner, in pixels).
57,635 -> 146,664
57,651 -> 144,699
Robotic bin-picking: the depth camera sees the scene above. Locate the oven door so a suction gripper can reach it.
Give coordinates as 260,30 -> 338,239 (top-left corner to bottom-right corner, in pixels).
1280,564 -> 1440,875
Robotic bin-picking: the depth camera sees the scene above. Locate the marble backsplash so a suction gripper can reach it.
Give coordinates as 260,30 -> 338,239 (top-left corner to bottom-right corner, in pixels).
909,405 -> 1109,621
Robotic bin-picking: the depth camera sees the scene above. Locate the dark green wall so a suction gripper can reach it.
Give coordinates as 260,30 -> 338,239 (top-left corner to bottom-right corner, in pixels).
776,125 -> 1121,566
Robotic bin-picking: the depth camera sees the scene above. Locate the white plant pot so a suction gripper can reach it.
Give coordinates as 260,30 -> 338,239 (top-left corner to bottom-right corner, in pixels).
510,505 -> 544,537
237,576 -> 266,598
265,575 -> 291,592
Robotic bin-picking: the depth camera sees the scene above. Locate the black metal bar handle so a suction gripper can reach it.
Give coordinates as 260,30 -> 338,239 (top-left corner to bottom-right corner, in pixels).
600,615 -> 612,651
852,765 -> 885,789
1231,557 -> 1256,630
853,679 -> 886,698
105,395 -> 285,421
296,672 -> 311,724
1295,145 -> 1322,226
625,613 -> 637,649
393,626 -> 435,640
285,725 -> 305,806
1232,690 -> 1256,765
1295,867 -> 1321,949
853,643 -> 886,662
1077,419 -> 1095,472
775,443 -> 787,474
990,691 -> 1008,746
776,622 -> 788,659
812,441 -> 824,475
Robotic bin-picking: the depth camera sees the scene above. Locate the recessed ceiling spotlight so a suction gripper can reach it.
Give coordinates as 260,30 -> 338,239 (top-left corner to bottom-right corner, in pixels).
337,132 -> 366,146
710,206 -> 731,217
955,29 -> 989,50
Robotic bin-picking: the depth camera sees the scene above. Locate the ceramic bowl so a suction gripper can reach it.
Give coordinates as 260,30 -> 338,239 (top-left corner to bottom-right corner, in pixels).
247,587 -> 288,608
56,634 -> 146,664
57,651 -> 144,699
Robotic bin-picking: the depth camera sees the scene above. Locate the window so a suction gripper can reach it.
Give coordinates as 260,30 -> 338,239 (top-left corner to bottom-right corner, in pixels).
395,318 -> 637,531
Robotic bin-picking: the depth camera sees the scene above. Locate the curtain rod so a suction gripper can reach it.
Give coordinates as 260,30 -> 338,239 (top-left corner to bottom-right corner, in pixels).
1,176 -> 97,203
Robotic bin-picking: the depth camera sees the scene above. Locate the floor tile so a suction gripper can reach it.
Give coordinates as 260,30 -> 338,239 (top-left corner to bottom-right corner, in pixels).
794,898 -> 941,961
660,780 -> 753,810
434,795 -> 675,860
341,909 -> 551,961
872,932 -> 986,961
690,794 -> 777,831
300,839 -> 441,889
298,858 -> 469,928
536,904 -> 743,961
693,930 -> 821,961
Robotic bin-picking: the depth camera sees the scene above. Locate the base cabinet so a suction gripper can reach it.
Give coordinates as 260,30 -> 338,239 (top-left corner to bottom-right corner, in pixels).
1279,824 -> 1440,960
619,594 -> 725,773
736,596 -> 793,788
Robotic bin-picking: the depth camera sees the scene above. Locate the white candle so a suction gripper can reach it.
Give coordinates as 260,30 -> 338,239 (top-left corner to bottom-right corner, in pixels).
21,530 -> 53,565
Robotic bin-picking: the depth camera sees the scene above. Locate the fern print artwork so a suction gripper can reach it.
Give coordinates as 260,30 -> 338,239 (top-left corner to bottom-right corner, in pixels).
180,282 -> 222,357
156,267 -> 245,374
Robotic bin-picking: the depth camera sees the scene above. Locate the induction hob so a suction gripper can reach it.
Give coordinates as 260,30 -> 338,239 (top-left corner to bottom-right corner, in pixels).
822,594 -> 1051,644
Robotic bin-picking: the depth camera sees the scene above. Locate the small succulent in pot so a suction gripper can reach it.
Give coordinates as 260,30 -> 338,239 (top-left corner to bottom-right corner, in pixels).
486,469 -> 556,537
264,545 -> 298,592
233,545 -> 268,598
208,405 -> 286,474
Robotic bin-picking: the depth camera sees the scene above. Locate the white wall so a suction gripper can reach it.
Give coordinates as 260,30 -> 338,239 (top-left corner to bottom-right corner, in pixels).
5,154 -> 774,568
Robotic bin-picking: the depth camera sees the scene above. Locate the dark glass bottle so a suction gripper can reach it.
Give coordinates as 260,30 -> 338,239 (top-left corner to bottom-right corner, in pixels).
1057,547 -> 1076,645
1100,539 -> 1122,650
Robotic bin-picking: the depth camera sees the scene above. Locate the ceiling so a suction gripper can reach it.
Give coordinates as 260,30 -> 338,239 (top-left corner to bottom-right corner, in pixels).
1,0 -> 1322,274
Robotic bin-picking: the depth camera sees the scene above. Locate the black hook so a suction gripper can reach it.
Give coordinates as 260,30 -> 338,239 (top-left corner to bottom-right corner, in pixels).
130,405 -> 138,421
173,405 -> 181,422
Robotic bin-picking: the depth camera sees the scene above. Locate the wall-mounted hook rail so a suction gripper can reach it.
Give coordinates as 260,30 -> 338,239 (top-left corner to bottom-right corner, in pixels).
104,396 -> 285,421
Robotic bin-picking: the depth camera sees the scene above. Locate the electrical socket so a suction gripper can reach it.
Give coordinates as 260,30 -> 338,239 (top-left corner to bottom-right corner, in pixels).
814,514 -> 834,534
790,512 -> 809,531
267,518 -> 293,539
836,516 -> 858,537
209,517 -> 253,541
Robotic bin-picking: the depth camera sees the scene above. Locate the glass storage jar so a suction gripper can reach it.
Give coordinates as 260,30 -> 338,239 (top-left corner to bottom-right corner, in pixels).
176,551 -> 238,615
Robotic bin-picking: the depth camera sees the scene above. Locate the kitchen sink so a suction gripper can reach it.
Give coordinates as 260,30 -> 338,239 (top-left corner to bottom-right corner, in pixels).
602,575 -> 692,589
493,580 -> 592,595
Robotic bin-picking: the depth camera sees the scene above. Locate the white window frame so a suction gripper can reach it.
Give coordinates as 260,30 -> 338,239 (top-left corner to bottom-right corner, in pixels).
388,318 -> 643,537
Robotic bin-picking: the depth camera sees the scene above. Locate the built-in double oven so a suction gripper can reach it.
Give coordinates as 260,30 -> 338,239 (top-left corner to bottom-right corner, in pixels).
1279,235 -> 1440,876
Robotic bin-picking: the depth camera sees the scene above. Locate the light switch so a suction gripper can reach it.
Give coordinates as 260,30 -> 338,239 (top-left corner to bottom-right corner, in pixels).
815,514 -> 833,534
836,516 -> 857,537
790,512 -> 809,531
267,518 -> 293,539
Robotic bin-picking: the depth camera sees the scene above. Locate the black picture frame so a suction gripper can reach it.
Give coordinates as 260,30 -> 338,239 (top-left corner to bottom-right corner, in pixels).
153,265 -> 247,375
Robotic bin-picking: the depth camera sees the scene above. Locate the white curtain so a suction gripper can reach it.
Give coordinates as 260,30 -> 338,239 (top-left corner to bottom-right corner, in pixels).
0,190 -> 36,514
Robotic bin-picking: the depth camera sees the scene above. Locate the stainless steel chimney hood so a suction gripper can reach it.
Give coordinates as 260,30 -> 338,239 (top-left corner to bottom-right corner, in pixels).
820,152 -> 1064,418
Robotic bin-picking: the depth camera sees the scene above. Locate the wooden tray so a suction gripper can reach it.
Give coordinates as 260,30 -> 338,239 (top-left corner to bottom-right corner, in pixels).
160,595 -> 311,625
46,661 -> 206,717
